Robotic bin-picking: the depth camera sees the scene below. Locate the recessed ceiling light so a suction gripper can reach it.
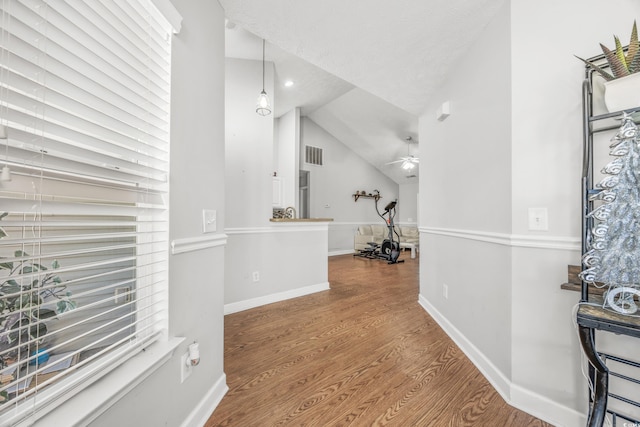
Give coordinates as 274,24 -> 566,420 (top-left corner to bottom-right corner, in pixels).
284,80 -> 294,87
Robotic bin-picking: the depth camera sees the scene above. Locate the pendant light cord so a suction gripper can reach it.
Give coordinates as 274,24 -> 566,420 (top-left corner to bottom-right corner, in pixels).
262,39 -> 266,92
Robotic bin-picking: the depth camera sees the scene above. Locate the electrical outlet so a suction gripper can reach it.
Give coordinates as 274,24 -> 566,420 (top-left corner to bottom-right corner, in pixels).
252,271 -> 260,282
442,284 -> 448,299
181,352 -> 192,383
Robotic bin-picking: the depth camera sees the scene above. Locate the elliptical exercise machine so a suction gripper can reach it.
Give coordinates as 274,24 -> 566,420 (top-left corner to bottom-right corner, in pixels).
375,198 -> 404,264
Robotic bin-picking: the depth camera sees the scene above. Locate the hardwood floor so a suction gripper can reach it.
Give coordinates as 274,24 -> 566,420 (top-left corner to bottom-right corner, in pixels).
205,254 -> 552,426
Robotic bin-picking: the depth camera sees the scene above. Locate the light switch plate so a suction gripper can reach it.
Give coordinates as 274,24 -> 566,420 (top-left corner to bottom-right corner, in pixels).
202,209 -> 216,233
528,208 -> 548,231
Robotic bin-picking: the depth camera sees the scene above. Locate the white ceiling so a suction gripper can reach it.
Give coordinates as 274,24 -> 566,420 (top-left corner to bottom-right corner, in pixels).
222,0 -> 507,184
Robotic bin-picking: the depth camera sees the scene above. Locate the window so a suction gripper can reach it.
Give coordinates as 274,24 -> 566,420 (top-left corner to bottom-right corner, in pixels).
0,0 -> 173,424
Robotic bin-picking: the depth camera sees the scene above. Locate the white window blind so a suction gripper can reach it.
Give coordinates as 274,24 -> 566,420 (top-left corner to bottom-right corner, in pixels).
0,0 -> 172,424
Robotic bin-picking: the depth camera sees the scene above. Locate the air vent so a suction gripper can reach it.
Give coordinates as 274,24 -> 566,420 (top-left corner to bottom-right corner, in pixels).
305,145 -> 323,166
406,174 -> 417,178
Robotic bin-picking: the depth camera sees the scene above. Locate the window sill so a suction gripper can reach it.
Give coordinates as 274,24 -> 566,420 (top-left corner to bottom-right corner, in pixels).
32,336 -> 184,427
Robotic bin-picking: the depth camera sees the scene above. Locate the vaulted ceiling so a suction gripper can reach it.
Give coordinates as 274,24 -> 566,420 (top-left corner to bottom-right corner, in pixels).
221,0 -> 507,184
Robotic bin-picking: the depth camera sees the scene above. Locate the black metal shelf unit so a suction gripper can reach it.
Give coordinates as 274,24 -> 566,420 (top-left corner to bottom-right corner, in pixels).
577,54 -> 640,427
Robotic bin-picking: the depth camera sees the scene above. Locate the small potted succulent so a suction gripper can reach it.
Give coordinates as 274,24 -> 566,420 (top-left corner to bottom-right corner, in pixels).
577,21 -> 640,112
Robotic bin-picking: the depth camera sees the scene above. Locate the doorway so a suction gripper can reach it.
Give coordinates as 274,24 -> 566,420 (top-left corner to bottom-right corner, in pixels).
299,170 -> 310,218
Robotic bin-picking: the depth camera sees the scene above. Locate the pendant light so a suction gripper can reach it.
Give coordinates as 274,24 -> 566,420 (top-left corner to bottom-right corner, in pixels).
256,39 -> 272,116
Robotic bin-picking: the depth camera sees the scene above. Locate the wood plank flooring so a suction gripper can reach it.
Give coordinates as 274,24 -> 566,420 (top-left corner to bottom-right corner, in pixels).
205,254 -> 552,427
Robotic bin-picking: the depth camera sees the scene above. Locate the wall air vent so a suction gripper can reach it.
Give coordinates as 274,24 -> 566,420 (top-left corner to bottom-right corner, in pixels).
305,145 -> 324,166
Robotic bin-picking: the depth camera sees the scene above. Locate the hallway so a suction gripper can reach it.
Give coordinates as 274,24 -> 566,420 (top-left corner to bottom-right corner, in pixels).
206,254 -> 551,426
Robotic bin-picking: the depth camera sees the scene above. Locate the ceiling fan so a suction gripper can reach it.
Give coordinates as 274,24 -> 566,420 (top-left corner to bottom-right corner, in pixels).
386,136 -> 419,170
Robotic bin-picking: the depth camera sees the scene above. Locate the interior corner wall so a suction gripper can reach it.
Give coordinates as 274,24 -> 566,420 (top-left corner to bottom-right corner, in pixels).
508,1 -> 639,425
420,1 -> 640,426
88,1 -> 228,426
418,0 -> 513,409
300,117 -> 399,253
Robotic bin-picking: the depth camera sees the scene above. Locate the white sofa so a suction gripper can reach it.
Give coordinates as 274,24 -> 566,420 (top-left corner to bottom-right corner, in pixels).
354,224 -> 419,252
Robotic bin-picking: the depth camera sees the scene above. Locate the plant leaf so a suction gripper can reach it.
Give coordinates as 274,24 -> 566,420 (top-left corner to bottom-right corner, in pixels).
51,260 -> 59,270
0,227 -> 6,239
0,212 -> 7,220
0,261 -> 12,270
575,55 -> 615,81
29,323 -> 47,339
601,43 -> 630,78
20,293 -> 39,307
56,299 -> 76,313
613,36 -> 628,69
13,250 -> 26,258
32,308 -> 56,320
627,21 -> 639,64
629,48 -> 640,73
1,280 -> 21,295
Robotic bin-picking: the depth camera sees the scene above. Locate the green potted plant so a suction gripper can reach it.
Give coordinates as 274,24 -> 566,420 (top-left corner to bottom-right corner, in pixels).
577,21 -> 640,112
0,213 -> 76,371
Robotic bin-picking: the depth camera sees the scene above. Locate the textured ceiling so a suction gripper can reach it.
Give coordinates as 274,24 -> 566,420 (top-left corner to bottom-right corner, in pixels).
222,0 -> 507,184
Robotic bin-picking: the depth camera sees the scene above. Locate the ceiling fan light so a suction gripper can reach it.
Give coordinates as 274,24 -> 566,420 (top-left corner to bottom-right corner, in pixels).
401,160 -> 415,170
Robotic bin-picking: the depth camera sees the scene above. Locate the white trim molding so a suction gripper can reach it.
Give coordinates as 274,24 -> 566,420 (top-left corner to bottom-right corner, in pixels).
151,0 -> 183,33
225,224 -> 328,235
328,221 -> 418,227
171,233 -> 228,255
38,337 -> 183,427
329,249 -> 355,257
180,374 -> 228,427
224,282 -> 330,315
420,226 -> 580,251
418,295 -> 511,399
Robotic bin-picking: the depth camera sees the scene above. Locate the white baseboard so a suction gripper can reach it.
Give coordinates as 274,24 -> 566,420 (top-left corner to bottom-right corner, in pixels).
224,282 -> 330,315
181,373 -> 228,427
329,249 -> 354,256
510,383 -> 585,427
418,295 -> 511,398
418,294 -> 582,427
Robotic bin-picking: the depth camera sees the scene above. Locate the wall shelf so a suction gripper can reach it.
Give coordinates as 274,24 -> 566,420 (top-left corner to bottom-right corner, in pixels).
352,191 -> 381,202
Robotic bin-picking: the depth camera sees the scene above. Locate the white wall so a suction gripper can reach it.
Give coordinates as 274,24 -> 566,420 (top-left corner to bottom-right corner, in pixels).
419,0 -> 513,385
224,225 -> 329,313
509,1 -> 639,424
301,117 -> 399,253
420,1 -> 640,426
225,58 -> 274,228
398,182 -> 418,224
275,108 -> 300,210
224,60 -> 330,310
88,1 -> 228,426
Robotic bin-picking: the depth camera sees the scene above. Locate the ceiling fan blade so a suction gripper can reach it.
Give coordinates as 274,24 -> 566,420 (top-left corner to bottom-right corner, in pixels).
385,159 -> 404,165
